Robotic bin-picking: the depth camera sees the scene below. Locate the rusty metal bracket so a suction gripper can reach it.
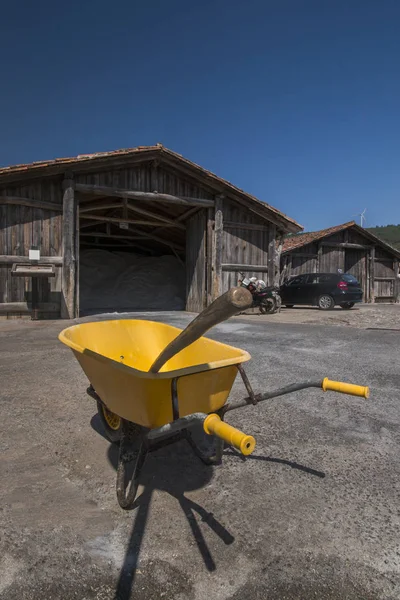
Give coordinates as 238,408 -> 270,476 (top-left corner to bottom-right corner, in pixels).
237,364 -> 258,405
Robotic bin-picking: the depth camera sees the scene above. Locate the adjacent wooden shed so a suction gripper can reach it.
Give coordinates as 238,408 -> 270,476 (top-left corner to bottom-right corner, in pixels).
0,145 -> 302,319
281,221 -> 400,303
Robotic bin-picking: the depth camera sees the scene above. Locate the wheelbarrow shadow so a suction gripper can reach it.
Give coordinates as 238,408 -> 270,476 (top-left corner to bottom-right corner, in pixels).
224,447 -> 326,478
91,415 -> 326,600
91,415 -> 234,600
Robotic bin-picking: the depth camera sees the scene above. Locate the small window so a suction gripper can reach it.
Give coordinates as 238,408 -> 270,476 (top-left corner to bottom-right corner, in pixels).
288,275 -> 305,285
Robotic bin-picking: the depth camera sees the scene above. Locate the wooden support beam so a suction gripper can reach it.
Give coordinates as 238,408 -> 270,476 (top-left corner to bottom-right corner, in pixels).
126,202 -> 185,230
80,214 -> 171,227
206,207 -> 214,306
212,195 -> 223,300
374,257 -> 395,262
321,242 -> 372,250
0,255 -> 63,265
176,206 -> 200,222
80,230 -> 183,251
224,221 -> 269,232
0,196 -> 62,211
0,302 -> 60,315
288,251 -> 319,259
61,178 -> 77,319
222,264 -> 268,272
80,232 -> 151,241
79,202 -> 123,213
370,246 -> 375,303
127,225 -> 185,251
394,260 -> 400,303
268,224 -> 276,285
74,183 -> 215,207
374,277 -> 396,281
80,220 -> 104,229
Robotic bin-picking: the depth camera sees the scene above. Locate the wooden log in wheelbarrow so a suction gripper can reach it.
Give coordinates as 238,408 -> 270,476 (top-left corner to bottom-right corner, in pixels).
59,287 -> 370,509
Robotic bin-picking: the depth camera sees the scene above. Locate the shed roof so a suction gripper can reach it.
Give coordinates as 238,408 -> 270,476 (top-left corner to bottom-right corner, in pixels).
0,144 -> 302,233
282,220 -> 400,258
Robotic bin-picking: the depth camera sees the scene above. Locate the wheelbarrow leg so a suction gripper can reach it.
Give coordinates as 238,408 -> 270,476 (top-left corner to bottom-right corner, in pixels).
184,426 -> 224,466
116,420 -> 148,510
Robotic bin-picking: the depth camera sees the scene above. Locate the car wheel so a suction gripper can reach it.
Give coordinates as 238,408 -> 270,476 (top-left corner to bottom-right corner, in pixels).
318,295 -> 335,310
259,298 -> 276,314
340,302 -> 355,310
285,305 -> 294,308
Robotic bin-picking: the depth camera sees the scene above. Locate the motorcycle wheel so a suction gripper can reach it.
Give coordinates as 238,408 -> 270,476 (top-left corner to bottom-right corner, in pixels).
259,298 -> 276,314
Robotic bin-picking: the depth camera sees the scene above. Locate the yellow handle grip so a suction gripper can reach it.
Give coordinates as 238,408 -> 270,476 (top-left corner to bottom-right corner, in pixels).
322,378 -> 370,398
203,414 -> 256,456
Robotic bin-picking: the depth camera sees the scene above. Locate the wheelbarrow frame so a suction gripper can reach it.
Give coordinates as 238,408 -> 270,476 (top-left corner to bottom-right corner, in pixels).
87,365 -> 337,510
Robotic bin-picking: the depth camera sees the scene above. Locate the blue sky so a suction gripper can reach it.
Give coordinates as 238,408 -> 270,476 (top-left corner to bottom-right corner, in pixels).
1,0 -> 399,231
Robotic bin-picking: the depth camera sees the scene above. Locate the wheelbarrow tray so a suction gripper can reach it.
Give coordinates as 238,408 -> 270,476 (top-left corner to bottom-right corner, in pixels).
59,319 -> 251,429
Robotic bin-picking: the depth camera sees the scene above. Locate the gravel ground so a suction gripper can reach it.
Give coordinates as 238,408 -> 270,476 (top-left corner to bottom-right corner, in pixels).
238,302 -> 400,330
1,310 -> 400,599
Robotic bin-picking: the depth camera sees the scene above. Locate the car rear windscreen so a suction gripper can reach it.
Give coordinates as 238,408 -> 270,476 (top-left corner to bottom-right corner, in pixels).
342,274 -> 359,283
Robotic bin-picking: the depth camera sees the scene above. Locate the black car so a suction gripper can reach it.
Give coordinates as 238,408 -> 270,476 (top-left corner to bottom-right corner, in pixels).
280,273 -> 363,310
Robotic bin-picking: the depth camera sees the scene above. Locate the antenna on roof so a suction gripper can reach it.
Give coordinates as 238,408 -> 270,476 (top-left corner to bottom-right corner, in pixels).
353,208 -> 367,227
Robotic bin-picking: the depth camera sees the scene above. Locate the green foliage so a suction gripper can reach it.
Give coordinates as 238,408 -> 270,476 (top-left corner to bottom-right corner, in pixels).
367,225 -> 400,250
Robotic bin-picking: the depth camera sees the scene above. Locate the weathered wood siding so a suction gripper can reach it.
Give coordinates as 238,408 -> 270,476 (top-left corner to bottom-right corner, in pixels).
186,210 -> 206,312
0,159 -> 285,316
282,226 -> 400,302
220,199 -> 273,291
0,180 -> 63,317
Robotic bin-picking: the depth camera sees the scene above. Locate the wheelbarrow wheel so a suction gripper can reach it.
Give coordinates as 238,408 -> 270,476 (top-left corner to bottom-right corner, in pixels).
97,400 -> 122,443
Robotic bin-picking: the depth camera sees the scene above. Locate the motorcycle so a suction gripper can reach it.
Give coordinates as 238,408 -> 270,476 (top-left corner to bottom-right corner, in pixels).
238,273 -> 282,315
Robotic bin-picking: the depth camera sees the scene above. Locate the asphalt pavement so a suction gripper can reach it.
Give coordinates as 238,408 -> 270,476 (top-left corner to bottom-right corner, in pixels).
1,312 -> 400,599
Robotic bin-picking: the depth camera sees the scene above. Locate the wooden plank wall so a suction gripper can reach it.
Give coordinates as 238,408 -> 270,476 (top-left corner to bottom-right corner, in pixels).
374,247 -> 396,301
0,180 -> 63,317
186,210 -> 206,312
74,164 -> 214,200
220,199 -> 272,292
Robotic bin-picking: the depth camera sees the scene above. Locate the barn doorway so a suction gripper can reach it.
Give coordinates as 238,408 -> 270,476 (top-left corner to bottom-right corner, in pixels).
77,193 -> 187,316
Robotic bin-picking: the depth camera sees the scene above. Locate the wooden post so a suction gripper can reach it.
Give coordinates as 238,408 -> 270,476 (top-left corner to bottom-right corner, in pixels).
394,259 -> 399,303
317,243 -> 322,271
212,195 -> 223,300
267,224 -> 276,285
206,207 -> 214,305
274,233 -> 283,285
370,246 -> 375,303
61,176 -> 77,319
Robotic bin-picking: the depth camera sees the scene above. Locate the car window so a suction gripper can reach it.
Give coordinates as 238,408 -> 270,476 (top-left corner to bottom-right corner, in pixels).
307,274 -> 335,284
342,274 -> 358,283
288,275 -> 306,285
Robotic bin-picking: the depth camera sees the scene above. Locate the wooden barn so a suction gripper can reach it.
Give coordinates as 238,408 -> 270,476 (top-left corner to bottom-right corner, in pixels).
281,221 -> 400,303
0,145 -> 302,319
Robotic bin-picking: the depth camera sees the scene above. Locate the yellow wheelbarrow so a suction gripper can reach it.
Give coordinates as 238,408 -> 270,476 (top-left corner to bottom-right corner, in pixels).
59,309 -> 369,510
